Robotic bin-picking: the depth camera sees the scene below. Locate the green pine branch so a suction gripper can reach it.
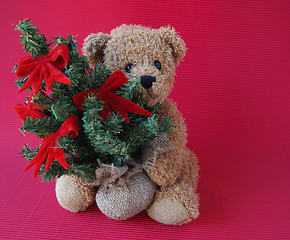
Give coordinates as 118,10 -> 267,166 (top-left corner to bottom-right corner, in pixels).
102,113 -> 125,135
14,76 -> 30,90
117,76 -> 142,101
15,19 -> 49,57
20,144 -> 38,160
51,100 -> 78,122
82,94 -> 131,166
30,91 -> 55,109
20,117 -> 60,137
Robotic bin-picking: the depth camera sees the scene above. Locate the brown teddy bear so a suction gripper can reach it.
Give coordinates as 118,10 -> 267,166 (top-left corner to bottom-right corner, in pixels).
55,24 -> 199,225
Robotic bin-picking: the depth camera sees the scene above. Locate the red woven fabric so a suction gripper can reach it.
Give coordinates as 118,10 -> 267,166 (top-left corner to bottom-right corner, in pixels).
1,1 -> 290,239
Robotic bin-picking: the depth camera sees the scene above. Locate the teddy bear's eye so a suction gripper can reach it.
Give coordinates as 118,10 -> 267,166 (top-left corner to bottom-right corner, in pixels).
125,63 -> 134,73
154,60 -> 161,70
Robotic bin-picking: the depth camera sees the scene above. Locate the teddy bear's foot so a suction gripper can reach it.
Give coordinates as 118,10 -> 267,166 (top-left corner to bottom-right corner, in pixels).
147,198 -> 190,225
147,186 -> 199,225
55,175 -> 96,213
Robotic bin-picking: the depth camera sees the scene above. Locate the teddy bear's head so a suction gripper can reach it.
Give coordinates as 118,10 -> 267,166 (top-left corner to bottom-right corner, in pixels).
83,24 -> 186,106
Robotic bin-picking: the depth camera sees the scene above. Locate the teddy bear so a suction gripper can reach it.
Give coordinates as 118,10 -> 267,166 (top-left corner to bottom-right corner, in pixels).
55,24 -> 199,225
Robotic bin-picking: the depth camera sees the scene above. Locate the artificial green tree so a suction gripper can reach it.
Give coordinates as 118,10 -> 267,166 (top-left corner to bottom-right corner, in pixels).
14,19 -> 172,182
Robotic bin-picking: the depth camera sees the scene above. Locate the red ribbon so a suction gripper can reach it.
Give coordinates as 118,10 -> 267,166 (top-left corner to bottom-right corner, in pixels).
13,93 -> 48,120
25,115 -> 79,178
16,44 -> 71,93
73,70 -> 152,123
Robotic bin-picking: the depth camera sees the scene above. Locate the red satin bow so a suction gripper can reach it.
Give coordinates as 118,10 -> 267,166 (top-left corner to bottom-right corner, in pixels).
25,115 -> 79,178
16,44 -> 71,93
13,93 -> 48,120
73,70 -> 152,123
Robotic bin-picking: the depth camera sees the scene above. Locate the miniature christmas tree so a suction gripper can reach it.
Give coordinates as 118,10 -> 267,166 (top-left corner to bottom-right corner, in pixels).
13,19 -> 172,182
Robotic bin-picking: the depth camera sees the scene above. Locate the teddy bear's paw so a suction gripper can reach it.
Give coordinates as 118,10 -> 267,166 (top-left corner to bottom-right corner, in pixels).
147,186 -> 199,225
147,198 -> 191,225
55,175 -> 96,213
96,171 -> 156,220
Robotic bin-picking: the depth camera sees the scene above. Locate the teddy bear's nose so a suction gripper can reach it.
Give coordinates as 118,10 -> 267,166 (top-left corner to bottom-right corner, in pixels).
140,75 -> 156,89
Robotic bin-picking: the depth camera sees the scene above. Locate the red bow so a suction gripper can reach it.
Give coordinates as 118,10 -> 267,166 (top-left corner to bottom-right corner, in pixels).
13,94 -> 48,120
25,115 -> 79,178
16,44 -> 71,93
73,70 -> 152,123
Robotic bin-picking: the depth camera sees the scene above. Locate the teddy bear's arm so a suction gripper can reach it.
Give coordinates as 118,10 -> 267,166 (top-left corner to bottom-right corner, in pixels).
146,98 -> 188,186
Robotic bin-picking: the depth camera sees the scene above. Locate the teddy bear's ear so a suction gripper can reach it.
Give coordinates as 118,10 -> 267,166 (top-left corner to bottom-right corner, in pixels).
159,27 -> 186,66
82,33 -> 111,66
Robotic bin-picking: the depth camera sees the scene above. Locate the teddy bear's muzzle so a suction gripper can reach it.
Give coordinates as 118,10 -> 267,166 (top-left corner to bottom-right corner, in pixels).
140,75 -> 156,89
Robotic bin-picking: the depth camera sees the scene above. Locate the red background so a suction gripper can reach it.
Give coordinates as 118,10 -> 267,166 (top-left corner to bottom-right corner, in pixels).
1,0 -> 290,239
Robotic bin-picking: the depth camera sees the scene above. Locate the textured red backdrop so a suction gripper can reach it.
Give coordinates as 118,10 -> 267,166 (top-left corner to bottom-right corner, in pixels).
1,0 -> 290,239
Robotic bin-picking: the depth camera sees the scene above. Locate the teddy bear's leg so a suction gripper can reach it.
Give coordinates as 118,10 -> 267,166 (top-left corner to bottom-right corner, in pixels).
147,150 -> 199,225
55,175 -> 97,213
